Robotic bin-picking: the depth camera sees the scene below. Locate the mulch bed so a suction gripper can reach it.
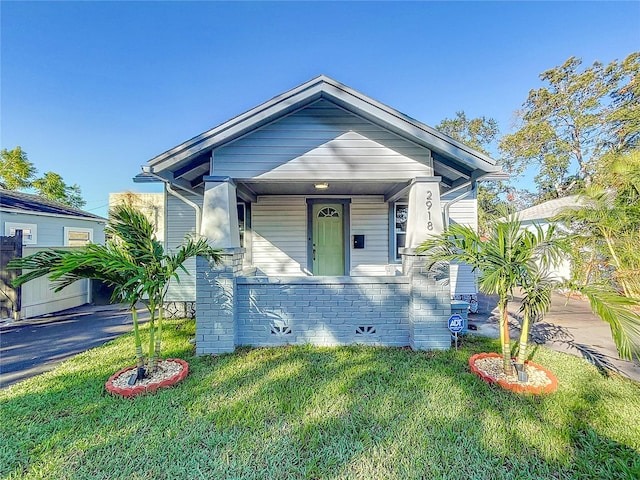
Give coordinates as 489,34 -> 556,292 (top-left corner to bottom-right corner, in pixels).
105,358 -> 189,398
469,352 -> 558,394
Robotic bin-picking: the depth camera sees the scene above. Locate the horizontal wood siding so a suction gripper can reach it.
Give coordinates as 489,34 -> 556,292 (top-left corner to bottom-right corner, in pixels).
165,191 -> 201,301
350,197 -> 389,275
214,99 -> 433,180
252,197 -> 307,275
447,198 -> 477,230
448,198 -> 478,295
1,212 -> 105,247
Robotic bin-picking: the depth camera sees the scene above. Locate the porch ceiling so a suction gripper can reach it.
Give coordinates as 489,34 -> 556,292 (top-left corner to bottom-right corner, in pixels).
236,179 -> 414,199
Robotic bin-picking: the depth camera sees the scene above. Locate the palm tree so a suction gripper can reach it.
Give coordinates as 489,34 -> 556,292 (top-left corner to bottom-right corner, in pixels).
419,216 -> 640,374
11,205 -> 221,380
555,188 -> 640,298
517,268 -> 555,368
417,218 -> 567,375
11,240 -> 149,375
571,283 -> 640,361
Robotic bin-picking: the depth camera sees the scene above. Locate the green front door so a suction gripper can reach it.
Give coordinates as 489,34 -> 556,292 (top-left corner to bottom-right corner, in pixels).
312,204 -> 344,275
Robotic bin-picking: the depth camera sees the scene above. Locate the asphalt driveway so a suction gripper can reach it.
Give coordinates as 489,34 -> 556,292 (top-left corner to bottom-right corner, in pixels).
0,304 -> 149,388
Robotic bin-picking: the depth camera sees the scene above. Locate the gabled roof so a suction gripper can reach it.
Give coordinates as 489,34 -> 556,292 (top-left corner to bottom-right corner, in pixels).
0,189 -> 106,221
137,75 -> 500,188
515,195 -> 584,222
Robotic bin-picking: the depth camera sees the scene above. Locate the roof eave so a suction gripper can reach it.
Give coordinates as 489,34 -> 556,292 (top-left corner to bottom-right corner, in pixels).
0,206 -> 107,223
145,75 -> 500,176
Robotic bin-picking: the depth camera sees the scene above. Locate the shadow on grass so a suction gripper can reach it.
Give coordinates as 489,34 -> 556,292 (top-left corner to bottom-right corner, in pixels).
1,324 -> 639,479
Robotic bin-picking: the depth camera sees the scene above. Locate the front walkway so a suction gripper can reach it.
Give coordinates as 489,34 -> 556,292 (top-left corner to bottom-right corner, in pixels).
470,291 -> 640,383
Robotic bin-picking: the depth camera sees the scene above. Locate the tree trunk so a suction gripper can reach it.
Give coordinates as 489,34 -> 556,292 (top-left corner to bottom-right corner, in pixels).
603,232 -> 633,297
499,299 -> 514,374
517,311 -> 531,366
147,300 -> 156,373
132,306 -> 145,370
151,303 -> 164,371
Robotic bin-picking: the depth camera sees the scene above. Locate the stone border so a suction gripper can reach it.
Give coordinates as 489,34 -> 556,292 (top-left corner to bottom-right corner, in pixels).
105,358 -> 189,398
469,352 -> 558,395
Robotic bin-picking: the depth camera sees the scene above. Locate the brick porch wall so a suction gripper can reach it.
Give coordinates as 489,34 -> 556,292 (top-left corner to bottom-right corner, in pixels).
195,249 -> 452,354
236,276 -> 410,347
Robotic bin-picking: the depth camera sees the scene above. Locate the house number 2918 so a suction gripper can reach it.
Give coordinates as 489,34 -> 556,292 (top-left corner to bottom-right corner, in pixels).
426,190 -> 433,231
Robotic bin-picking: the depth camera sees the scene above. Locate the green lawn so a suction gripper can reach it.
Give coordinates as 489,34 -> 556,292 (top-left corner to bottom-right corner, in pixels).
1,319 -> 639,480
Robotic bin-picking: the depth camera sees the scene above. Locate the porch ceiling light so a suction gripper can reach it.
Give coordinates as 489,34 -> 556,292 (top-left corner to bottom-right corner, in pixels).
314,182 -> 329,190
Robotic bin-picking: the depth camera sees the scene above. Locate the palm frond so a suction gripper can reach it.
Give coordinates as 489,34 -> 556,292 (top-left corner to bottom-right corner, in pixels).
573,283 -> 640,361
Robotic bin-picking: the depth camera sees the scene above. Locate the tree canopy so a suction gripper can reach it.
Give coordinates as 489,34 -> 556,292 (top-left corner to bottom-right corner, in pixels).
435,111 -> 499,156
500,53 -> 639,200
435,112 -> 511,235
0,146 -> 36,190
0,146 -> 86,208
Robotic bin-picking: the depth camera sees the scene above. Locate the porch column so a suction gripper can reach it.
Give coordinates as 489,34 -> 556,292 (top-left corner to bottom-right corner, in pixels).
401,249 -> 451,350
401,176 -> 450,350
201,176 -> 240,248
405,177 -> 444,248
197,176 -> 243,355
195,249 -> 244,355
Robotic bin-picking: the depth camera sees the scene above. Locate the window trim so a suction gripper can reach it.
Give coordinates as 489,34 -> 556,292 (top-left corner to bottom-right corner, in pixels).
63,227 -> 94,246
237,201 -> 251,265
388,202 -> 408,263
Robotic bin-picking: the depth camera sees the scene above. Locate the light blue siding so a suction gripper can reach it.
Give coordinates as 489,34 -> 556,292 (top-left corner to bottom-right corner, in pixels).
251,196 -> 308,275
447,197 -> 478,296
350,197 -> 389,275
1,212 -> 105,247
165,191 -> 201,301
214,99 -> 433,179
1,212 -> 105,318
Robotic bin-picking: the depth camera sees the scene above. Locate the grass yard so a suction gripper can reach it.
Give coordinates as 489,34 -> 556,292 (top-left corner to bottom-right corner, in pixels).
1,318 -> 639,480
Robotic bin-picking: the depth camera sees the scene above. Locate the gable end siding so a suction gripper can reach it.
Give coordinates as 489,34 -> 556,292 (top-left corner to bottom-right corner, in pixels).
213,99 -> 433,180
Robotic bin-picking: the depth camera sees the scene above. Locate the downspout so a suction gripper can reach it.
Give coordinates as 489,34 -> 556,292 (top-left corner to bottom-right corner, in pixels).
141,167 -> 202,236
165,183 -> 202,236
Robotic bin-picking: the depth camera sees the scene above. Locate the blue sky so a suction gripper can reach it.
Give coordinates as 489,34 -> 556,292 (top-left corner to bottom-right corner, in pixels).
2,1 -> 638,217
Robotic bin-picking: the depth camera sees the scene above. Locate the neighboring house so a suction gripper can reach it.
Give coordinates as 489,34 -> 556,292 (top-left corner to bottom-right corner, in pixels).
514,195 -> 584,281
136,75 -> 501,354
0,189 -> 106,319
109,192 -> 165,243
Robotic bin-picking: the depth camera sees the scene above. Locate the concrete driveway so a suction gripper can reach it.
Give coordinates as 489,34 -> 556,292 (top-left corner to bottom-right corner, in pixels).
0,304 -> 149,388
470,291 -> 640,383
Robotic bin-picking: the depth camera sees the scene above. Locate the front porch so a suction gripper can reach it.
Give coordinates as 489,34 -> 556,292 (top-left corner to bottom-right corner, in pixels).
194,248 -> 453,354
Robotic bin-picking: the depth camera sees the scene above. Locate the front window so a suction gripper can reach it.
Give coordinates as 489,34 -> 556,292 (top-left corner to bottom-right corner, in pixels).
237,202 -> 251,265
394,203 -> 408,260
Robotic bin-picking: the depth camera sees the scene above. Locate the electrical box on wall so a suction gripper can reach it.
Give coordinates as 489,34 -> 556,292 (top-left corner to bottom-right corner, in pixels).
353,234 -> 365,249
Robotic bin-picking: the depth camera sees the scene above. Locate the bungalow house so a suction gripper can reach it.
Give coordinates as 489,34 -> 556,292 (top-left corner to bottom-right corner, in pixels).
136,76 -> 501,354
0,189 -> 106,319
